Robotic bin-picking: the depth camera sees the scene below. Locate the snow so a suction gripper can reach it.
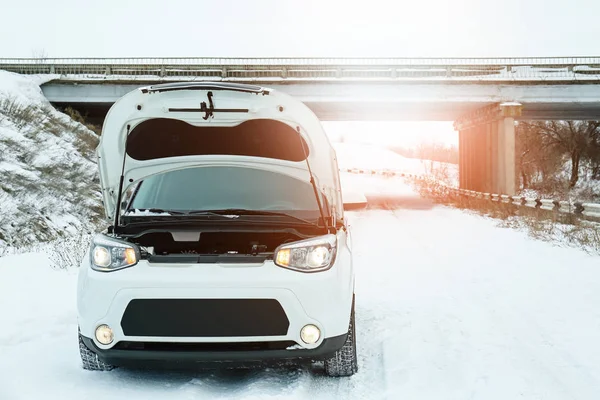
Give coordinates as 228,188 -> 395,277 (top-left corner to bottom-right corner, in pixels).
2,65 -> 600,399
2,179 -> 600,400
520,168 -> 600,203
125,209 -> 172,216
0,70 -> 103,250
0,161 -> 40,180
334,142 -> 426,174
333,142 -> 459,187
0,71 -> 56,106
335,142 -> 457,187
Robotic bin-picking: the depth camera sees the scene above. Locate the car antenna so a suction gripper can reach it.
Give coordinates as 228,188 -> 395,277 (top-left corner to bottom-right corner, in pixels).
112,124 -> 131,232
296,126 -> 331,233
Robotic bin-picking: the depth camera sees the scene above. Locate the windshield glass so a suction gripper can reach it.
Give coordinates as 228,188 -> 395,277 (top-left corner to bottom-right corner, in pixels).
129,166 -> 322,217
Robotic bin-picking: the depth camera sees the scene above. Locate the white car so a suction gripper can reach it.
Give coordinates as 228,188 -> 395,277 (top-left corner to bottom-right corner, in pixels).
77,82 -> 358,377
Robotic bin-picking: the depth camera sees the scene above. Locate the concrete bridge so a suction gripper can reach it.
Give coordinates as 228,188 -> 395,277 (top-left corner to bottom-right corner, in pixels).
3,57 -> 600,196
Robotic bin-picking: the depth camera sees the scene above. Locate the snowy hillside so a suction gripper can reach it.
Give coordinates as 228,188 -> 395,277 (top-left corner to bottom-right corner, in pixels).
0,71 -> 103,250
333,142 -> 459,186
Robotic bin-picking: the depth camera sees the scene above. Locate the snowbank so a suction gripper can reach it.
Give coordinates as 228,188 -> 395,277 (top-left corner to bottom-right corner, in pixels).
333,142 -> 459,186
0,72 -> 57,106
334,142 -> 426,174
0,71 -> 103,250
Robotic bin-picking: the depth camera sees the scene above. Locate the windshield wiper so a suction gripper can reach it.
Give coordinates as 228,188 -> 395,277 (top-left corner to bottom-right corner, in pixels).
124,208 -> 187,216
123,208 -> 321,228
181,211 -> 240,219
188,209 -> 319,227
125,209 -> 244,220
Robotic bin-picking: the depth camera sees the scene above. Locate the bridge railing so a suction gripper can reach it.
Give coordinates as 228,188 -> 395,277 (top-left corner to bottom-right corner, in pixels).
2,57 -> 600,81
3,56 -> 600,65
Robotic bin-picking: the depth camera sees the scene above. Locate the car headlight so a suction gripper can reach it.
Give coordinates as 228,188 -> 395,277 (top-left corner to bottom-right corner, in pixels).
90,234 -> 140,272
274,234 -> 337,273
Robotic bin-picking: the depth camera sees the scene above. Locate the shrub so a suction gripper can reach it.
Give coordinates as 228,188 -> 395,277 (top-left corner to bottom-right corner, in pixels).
0,97 -> 42,129
64,107 -> 101,135
412,177 -> 600,255
45,231 -> 94,269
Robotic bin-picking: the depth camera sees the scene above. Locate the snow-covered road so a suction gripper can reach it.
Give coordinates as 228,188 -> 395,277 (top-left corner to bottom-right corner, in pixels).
2,178 -> 600,400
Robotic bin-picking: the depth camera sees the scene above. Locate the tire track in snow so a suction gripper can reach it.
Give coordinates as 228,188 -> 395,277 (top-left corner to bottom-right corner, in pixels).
344,207 -> 414,400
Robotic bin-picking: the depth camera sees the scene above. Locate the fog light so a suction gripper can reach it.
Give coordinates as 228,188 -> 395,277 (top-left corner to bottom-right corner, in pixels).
300,324 -> 321,344
95,324 -> 114,345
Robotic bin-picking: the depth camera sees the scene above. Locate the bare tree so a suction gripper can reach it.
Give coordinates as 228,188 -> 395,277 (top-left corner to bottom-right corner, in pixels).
585,127 -> 600,179
31,48 -> 48,63
515,122 -> 563,189
413,142 -> 458,164
520,121 -> 600,188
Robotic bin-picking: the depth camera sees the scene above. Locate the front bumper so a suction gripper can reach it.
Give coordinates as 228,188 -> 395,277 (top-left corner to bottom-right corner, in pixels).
80,333 -> 347,368
77,238 -> 354,353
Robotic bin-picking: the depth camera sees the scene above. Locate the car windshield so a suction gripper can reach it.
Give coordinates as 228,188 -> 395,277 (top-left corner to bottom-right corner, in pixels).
128,166 -> 323,218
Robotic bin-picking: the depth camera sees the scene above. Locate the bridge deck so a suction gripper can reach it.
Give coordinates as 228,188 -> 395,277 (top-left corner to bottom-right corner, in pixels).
4,57 -> 600,121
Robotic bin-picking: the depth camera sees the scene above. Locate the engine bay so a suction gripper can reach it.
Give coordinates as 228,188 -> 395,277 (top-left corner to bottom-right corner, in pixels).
135,231 -> 306,255
121,228 -> 317,263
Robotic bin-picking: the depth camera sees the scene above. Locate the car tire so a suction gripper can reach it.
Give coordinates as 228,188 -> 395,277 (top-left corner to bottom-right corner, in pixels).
324,295 -> 358,377
79,333 -> 115,371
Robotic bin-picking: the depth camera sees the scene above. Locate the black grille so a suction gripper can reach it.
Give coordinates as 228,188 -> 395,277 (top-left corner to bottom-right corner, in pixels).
121,299 -> 289,337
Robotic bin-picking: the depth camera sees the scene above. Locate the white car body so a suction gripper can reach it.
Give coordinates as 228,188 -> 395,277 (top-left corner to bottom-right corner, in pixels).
77,82 -> 357,375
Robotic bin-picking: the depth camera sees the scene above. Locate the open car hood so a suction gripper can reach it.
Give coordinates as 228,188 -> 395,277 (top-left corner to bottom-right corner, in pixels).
97,82 -> 343,223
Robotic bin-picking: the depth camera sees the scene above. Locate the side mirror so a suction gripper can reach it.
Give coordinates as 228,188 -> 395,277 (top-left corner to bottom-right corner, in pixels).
343,191 -> 368,211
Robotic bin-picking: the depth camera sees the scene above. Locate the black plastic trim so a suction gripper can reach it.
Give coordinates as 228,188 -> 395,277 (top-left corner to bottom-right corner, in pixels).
147,254 -> 269,264
81,334 -> 347,368
168,107 -> 249,113
112,340 -> 297,352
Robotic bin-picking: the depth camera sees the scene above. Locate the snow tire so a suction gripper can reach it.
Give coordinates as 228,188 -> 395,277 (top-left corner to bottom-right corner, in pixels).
324,296 -> 358,377
79,333 -> 115,371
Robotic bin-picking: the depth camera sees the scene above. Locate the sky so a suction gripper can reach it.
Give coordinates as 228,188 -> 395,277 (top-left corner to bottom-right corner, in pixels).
1,0 -> 598,147
3,0 -> 599,58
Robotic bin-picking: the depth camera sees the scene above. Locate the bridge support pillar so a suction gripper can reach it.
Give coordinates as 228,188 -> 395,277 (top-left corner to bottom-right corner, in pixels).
454,102 -> 522,195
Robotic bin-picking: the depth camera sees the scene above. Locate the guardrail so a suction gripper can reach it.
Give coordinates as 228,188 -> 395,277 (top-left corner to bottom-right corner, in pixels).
341,167 -> 420,178
446,188 -> 600,220
2,57 -> 600,81
340,167 -> 600,219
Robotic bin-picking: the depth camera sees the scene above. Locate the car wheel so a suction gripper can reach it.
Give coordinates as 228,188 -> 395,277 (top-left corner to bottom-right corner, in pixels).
324,295 -> 358,377
79,332 -> 115,371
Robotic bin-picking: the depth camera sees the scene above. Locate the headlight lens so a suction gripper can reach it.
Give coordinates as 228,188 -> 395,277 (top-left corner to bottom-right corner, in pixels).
274,234 -> 336,272
90,234 -> 139,272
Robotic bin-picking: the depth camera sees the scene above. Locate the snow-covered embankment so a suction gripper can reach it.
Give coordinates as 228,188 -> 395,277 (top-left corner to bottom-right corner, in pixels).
0,71 -> 103,250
